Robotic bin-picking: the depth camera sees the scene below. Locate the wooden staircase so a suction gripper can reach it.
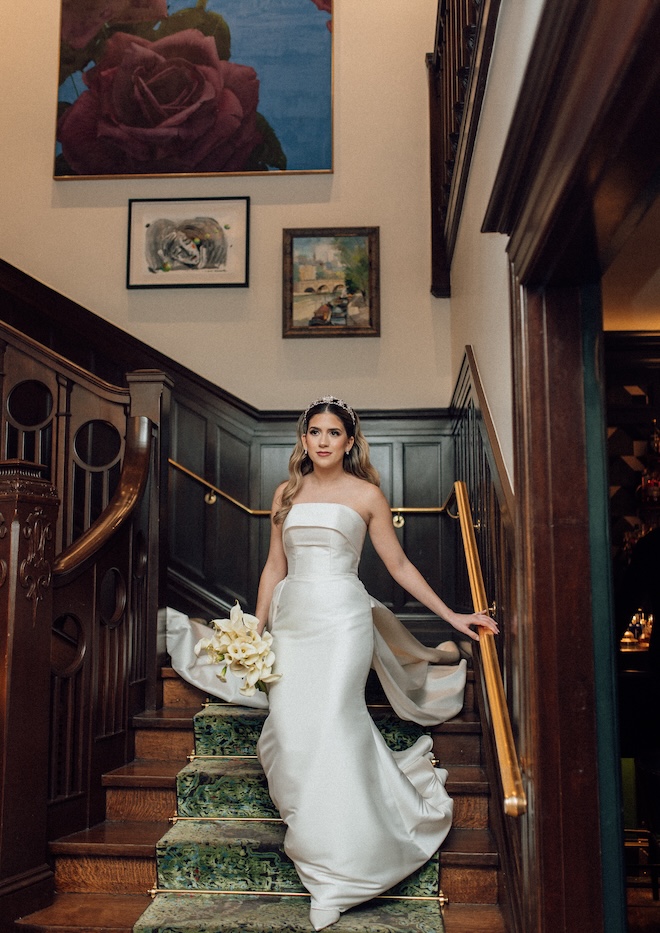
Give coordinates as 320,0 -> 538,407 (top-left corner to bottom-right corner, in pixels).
15,667 -> 506,933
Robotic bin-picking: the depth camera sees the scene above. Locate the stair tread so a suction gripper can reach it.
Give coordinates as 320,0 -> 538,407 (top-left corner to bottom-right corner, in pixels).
15,893 -> 151,931
441,828 -> 499,866
156,820 -> 438,899
50,820 -> 169,856
103,759 -> 182,787
159,819 -> 497,870
133,707 -> 202,728
432,711 -> 481,733
445,765 -> 489,792
177,756 -> 488,794
134,891 -> 446,932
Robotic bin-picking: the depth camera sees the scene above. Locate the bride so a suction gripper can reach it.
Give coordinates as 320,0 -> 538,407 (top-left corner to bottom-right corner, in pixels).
253,395 -> 497,930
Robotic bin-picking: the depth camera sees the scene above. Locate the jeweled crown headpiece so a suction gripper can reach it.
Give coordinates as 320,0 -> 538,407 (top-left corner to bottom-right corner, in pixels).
303,395 -> 356,426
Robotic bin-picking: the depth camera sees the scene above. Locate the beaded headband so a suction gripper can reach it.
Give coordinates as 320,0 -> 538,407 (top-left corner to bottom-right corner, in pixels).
303,395 -> 356,426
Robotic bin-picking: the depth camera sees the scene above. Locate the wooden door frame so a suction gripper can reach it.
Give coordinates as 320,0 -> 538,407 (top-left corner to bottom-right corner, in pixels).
483,1 -> 660,930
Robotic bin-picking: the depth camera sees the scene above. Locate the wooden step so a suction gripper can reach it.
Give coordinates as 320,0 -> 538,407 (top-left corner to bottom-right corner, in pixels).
432,711 -> 482,767
15,893 -> 151,933
103,760 -> 180,821
447,766 -> 490,829
14,892 -> 508,933
161,667 -> 209,709
102,755 -> 490,827
442,904 -> 507,932
133,708 -> 199,759
440,828 -> 499,904
50,821 -> 167,894
134,891 -> 451,932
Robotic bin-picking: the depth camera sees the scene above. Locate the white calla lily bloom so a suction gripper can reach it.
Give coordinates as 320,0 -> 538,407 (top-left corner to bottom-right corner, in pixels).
193,602 -> 281,696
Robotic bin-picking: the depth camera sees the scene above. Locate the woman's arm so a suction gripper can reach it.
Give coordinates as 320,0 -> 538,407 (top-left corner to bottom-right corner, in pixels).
365,487 -> 498,641
254,484 -> 288,633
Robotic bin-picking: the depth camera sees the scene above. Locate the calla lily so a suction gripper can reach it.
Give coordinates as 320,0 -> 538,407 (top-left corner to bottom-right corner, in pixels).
194,602 -> 281,696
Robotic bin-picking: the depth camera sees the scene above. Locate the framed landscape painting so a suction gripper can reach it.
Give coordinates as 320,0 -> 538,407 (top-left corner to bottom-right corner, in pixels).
127,197 -> 249,288
282,228 -> 380,338
55,0 -> 333,179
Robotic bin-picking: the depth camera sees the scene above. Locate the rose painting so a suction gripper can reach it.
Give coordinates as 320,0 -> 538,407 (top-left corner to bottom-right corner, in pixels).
56,0 -> 332,178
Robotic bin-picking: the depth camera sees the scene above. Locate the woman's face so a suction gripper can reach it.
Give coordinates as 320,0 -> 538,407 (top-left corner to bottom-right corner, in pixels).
303,412 -> 354,469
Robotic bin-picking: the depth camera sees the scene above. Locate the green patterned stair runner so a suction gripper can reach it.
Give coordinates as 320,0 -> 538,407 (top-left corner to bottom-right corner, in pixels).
134,702 -> 444,932
156,819 -> 439,897
134,892 -> 445,933
192,704 -> 426,758
176,758 -> 278,819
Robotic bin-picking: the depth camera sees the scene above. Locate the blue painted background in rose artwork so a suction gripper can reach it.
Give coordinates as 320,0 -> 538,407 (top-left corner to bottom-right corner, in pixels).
168,0 -> 332,171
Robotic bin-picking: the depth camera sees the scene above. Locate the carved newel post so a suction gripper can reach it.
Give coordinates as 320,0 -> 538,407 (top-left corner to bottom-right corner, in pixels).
0,462 -> 59,928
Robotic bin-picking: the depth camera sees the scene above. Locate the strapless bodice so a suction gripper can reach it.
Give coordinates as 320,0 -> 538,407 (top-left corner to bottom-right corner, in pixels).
282,503 -> 367,578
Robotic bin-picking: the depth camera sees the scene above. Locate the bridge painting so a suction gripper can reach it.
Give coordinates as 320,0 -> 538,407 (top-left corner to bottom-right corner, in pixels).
283,228 -> 380,338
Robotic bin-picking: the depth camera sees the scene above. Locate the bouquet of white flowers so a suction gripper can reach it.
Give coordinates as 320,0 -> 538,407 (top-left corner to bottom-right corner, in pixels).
193,602 -> 281,697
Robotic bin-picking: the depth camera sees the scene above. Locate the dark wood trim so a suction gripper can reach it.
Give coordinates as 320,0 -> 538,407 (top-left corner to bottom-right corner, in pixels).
604,331 -> 660,370
427,52 -> 451,298
483,0 -> 660,283
514,285 -> 605,931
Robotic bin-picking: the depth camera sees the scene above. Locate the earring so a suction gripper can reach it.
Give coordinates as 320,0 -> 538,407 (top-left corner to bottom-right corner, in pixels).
303,449 -> 308,457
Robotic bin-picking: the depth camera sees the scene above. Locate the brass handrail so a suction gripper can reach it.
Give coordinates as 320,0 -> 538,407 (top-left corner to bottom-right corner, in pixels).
168,458 -> 271,515
452,480 -> 527,817
168,458 -> 459,522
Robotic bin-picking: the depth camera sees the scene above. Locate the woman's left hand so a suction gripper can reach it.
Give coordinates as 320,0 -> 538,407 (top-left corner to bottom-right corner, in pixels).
447,610 -> 499,642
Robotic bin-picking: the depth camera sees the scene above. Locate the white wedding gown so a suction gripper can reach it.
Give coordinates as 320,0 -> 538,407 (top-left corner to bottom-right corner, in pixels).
255,502 -> 467,919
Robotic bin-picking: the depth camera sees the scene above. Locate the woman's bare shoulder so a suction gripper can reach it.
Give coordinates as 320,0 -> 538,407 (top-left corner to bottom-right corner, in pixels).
348,477 -> 388,515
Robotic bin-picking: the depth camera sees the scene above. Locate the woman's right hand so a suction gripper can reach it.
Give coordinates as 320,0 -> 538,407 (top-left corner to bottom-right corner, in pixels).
447,610 -> 499,642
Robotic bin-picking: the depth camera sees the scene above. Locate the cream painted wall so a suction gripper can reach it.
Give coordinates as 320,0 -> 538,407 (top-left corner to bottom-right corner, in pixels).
1,1 -> 455,414
450,0 -> 545,484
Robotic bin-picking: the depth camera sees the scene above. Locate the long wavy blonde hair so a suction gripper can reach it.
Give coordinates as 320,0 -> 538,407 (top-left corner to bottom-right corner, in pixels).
273,399 -> 380,525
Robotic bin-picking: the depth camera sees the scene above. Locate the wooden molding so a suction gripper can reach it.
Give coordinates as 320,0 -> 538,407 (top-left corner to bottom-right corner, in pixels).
483,0 -> 660,285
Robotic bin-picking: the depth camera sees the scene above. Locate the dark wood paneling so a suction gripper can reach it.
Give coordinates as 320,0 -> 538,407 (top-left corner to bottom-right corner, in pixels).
170,406 -> 457,632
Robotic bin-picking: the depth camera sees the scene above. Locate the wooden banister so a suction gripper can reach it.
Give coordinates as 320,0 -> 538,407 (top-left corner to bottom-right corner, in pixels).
53,416 -> 152,581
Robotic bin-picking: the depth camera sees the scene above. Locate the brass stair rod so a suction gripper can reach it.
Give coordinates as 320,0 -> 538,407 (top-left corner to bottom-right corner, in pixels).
453,480 -> 527,818
168,457 -> 456,521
